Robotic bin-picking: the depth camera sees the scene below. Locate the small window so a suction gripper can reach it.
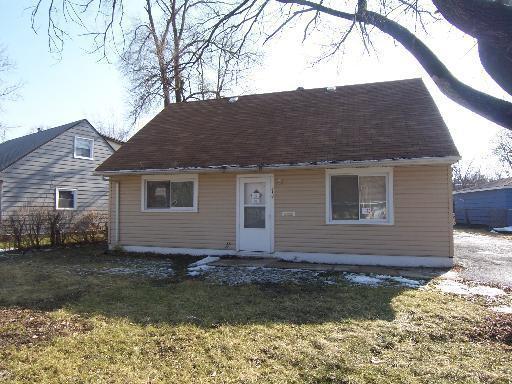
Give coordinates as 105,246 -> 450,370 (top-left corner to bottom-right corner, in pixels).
142,175 -> 198,212
74,137 -> 94,159
56,188 -> 77,210
327,169 -> 393,224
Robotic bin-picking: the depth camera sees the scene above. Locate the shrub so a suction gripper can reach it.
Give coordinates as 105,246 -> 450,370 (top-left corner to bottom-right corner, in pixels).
26,207 -> 47,248
70,211 -> 108,244
1,206 -> 107,250
4,209 -> 28,249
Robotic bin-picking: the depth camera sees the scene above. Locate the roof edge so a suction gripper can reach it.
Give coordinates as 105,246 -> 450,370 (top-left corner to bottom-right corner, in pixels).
453,185 -> 512,194
96,155 -> 460,176
0,119 -> 86,172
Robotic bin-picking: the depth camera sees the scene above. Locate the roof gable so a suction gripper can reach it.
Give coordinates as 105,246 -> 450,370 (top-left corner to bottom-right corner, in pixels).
0,120 -> 88,171
97,78 -> 460,173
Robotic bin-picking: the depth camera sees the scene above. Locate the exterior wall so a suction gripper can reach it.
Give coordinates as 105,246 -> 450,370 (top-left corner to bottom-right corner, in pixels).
111,164 -> 453,259
110,173 -> 236,249
273,166 -> 452,257
453,188 -> 512,227
0,121 -> 114,216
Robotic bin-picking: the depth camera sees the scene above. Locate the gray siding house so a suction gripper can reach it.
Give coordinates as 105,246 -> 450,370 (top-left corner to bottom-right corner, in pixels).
0,120 -> 118,218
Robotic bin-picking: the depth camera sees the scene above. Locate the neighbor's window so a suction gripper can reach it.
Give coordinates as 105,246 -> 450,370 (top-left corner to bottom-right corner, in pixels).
327,169 -> 392,224
56,188 -> 77,210
143,175 -> 197,212
74,137 -> 94,159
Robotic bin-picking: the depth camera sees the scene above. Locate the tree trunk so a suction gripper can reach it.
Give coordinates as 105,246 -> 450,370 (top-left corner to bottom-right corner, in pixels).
432,0 -> 512,97
146,0 -> 171,107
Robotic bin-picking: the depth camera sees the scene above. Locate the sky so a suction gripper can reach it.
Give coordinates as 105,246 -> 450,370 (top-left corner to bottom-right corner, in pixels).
0,0 -> 510,175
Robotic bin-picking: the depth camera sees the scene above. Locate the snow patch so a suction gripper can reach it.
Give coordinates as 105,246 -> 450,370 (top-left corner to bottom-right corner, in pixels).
344,273 -> 424,287
187,264 -> 214,276
383,275 -> 423,288
436,280 -> 506,297
187,256 -> 220,276
187,265 -> 336,285
189,256 -> 220,267
439,270 -> 460,280
345,274 -> 384,286
493,226 -> 512,233
491,305 -> 512,314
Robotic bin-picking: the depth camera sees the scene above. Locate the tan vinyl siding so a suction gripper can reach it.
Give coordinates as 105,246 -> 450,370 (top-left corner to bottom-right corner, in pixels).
111,173 -> 236,249
112,164 -> 453,258
273,166 -> 452,257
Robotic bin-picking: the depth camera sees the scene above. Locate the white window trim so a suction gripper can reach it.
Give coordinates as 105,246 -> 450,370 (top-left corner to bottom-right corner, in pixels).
325,167 -> 394,225
140,174 -> 198,212
55,188 -> 78,210
74,136 -> 94,160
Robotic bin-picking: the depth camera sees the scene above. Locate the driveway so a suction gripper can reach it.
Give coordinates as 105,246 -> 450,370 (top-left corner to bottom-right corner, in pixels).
454,229 -> 512,288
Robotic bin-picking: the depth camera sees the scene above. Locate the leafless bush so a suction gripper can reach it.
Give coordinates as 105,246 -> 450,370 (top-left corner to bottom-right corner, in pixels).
46,209 -> 75,246
70,211 -> 108,244
26,207 -> 47,248
1,207 -> 108,250
4,209 -> 28,249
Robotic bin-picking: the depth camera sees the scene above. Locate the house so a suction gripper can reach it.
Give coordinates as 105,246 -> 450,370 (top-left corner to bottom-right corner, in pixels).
0,119 -> 120,219
96,79 -> 460,267
453,178 -> 512,228
100,135 -> 124,151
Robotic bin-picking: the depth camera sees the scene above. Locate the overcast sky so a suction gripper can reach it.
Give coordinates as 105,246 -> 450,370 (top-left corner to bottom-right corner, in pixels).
0,0 -> 510,175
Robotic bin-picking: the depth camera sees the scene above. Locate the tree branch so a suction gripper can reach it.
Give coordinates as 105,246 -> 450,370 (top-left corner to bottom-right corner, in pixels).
276,0 -> 512,130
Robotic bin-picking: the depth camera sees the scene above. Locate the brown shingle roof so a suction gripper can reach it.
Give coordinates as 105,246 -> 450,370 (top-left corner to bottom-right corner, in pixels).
97,78 -> 459,172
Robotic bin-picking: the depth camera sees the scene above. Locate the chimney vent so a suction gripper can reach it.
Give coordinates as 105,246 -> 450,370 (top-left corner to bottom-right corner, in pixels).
229,96 -> 239,103
326,86 -> 336,92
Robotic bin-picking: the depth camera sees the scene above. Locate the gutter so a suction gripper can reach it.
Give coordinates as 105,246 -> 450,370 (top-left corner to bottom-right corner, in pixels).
95,156 -> 460,176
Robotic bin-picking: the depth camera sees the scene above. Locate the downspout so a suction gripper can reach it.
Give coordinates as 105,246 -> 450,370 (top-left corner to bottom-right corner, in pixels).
110,180 -> 120,247
115,181 -> 120,245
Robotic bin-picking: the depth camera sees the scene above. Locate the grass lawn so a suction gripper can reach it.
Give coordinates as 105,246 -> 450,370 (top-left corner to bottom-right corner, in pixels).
0,246 -> 510,383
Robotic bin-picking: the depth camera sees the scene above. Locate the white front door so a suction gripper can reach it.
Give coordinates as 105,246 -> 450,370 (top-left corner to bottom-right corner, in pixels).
237,175 -> 273,253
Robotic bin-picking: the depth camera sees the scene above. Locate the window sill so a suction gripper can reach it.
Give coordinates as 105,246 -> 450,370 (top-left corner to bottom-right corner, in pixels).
326,220 -> 394,225
74,155 -> 94,160
56,207 -> 77,211
141,208 -> 198,213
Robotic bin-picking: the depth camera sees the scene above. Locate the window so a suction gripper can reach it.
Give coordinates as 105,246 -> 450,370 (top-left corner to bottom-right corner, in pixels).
56,188 -> 77,210
326,168 -> 393,224
142,175 -> 198,212
74,137 -> 94,159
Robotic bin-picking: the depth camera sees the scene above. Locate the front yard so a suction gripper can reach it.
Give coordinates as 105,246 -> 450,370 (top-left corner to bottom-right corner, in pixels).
0,245 -> 511,383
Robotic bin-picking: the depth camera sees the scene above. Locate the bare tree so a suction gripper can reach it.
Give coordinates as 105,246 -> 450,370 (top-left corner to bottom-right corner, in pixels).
0,47 -> 21,142
29,0 -> 258,123
94,118 -> 131,142
28,0 -> 512,130
493,130 -> 512,176
452,162 -> 495,191
119,0 -> 258,122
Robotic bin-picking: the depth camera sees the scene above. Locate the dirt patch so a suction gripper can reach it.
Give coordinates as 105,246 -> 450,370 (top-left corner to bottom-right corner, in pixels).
469,313 -> 512,346
0,307 -> 92,348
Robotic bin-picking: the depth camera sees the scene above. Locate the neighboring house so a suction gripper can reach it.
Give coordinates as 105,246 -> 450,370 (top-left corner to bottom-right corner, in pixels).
453,178 -> 512,228
0,119 -> 119,219
97,79 -> 460,267
100,135 -> 124,151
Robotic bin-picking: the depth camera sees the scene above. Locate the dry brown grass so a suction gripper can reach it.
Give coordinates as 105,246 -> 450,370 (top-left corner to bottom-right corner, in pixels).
0,246 -> 511,383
